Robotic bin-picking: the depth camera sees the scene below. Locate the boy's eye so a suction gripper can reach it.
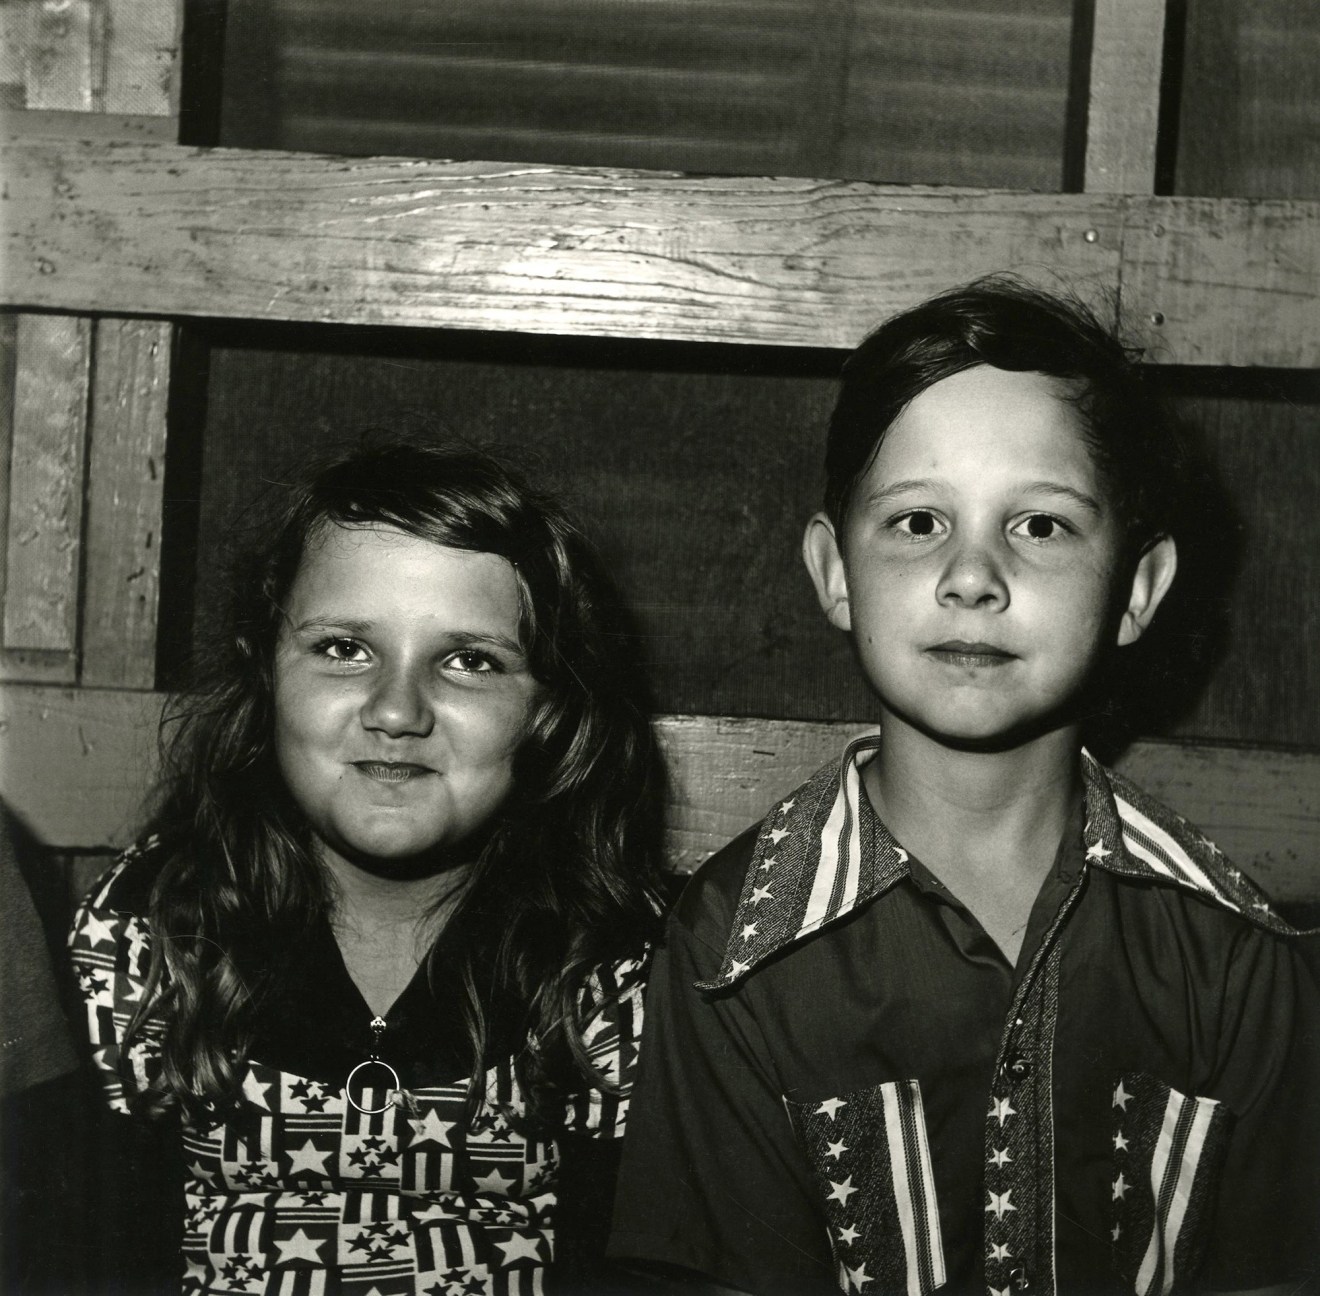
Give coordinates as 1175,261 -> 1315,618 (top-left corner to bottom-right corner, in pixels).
893,510 -> 944,538
1011,514 -> 1066,542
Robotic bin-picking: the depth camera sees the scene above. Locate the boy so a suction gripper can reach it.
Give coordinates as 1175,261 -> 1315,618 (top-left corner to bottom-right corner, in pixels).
609,281 -> 1319,1294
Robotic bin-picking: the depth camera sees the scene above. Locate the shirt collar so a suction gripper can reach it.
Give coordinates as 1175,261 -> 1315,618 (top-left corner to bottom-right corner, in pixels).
699,732 -> 1301,991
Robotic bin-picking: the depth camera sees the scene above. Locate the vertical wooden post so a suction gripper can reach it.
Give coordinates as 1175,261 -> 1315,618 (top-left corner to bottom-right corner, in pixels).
2,0 -> 181,688
1084,0 -> 1169,194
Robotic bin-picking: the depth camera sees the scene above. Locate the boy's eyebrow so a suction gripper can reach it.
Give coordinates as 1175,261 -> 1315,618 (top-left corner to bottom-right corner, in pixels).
1020,482 -> 1104,515
861,479 -> 1104,516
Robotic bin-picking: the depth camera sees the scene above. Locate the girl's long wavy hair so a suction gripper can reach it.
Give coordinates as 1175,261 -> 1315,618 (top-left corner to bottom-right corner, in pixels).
127,443 -> 667,1125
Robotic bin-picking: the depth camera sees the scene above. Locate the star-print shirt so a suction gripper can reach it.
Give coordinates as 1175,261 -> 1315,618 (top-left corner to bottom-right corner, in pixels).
609,735 -> 1320,1295
70,842 -> 644,1296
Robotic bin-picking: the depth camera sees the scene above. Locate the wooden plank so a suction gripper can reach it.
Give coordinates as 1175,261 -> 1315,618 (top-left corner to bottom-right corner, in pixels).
1,689 -> 1316,905
1118,197 -> 1320,367
102,0 -> 179,116
1084,0 -> 1167,194
0,136 -> 1124,346
23,0 -> 97,112
0,106 -> 178,141
2,134 -> 1317,365
81,317 -> 170,688
3,314 -> 89,653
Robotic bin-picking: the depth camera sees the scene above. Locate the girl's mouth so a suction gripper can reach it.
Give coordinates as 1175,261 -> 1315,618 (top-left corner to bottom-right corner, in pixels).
352,761 -> 434,783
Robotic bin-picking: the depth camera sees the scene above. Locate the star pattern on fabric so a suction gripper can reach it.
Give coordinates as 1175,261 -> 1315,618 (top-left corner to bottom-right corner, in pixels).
1112,1172 -> 1129,1201
837,1223 -> 859,1245
845,1262 -> 872,1290
1112,1224 -> 1122,1242
409,1107 -> 456,1147
1113,1131 -> 1129,1152
778,800 -> 796,814
496,1234 -> 543,1264
740,922 -> 758,940
989,1096 -> 1016,1125
985,1189 -> 1016,1220
275,1227 -> 326,1264
825,1138 -> 848,1160
989,1243 -> 1012,1261
750,885 -> 774,905
287,1078 -> 332,1112
471,1167 -> 518,1195
286,1139 -> 332,1177
1112,1081 -> 1131,1111
241,1070 -> 274,1110
768,827 -> 789,845
827,1175 -> 857,1205
816,1097 -> 847,1119
759,857 -> 775,872
894,847 -> 909,865
729,958 -> 750,978
1086,840 -> 1112,862
990,1146 -> 1012,1167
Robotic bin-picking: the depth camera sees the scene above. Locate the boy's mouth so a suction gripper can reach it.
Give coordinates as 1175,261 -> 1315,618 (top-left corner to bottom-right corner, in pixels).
925,641 -> 1016,668
352,761 -> 435,783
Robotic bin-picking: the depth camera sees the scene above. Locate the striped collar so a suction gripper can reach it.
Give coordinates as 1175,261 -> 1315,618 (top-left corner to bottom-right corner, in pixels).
700,732 -> 1301,991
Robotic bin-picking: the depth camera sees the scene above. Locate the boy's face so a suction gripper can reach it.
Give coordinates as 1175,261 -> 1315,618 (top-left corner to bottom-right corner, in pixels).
804,365 -> 1176,749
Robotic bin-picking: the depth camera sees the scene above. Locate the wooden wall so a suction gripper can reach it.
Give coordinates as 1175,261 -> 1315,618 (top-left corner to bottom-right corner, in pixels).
0,0 -> 1316,909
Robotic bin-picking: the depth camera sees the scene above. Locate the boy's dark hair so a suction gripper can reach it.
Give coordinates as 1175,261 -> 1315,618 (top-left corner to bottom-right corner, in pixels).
825,276 -> 1189,559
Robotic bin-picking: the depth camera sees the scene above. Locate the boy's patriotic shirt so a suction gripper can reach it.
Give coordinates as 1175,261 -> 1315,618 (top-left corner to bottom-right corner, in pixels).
611,734 -> 1320,1296
70,849 -> 642,1296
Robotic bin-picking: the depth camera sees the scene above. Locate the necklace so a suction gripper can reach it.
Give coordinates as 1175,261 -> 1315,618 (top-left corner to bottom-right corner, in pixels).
345,1015 -> 400,1115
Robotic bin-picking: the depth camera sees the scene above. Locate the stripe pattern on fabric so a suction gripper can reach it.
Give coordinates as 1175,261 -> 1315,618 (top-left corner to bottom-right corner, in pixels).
785,1080 -> 946,1295
1110,1072 -> 1233,1295
706,739 -> 1305,993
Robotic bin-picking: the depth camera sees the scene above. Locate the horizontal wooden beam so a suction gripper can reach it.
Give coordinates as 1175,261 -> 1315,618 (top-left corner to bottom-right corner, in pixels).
2,686 -> 1316,904
1,130 -> 1317,364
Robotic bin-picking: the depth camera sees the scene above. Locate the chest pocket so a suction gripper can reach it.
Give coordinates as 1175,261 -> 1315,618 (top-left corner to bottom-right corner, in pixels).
1110,1072 -> 1234,1296
785,1079 -> 946,1295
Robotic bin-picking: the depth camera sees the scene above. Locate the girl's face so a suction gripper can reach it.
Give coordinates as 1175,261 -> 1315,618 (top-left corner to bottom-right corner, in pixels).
273,523 -> 542,877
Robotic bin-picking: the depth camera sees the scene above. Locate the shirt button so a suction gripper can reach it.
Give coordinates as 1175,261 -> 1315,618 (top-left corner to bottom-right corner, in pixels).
1009,1266 -> 1032,1291
1000,1051 -> 1033,1083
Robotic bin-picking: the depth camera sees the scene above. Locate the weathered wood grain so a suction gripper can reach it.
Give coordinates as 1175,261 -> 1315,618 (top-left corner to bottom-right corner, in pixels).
1120,198 -> 1320,367
1,132 -> 1316,364
2,689 -> 1316,903
3,315 -> 89,654
22,0 -> 96,112
1084,0 -> 1166,194
0,133 -> 1123,345
102,0 -> 179,116
81,317 -> 171,688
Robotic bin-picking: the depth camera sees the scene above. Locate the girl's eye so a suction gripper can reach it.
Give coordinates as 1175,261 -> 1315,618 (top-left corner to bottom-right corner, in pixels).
448,650 -> 498,674
1012,514 -> 1067,542
893,510 -> 945,538
321,637 -> 367,663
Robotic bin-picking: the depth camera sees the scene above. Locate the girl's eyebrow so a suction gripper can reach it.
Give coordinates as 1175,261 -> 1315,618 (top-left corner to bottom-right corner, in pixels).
291,617 -> 524,654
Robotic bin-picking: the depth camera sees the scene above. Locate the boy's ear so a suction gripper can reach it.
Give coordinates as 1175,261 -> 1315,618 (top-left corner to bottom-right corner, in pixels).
1117,535 -> 1178,647
803,513 -> 852,632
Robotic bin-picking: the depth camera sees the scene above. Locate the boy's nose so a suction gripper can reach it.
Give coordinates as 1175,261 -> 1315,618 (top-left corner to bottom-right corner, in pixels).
935,540 -> 1009,609
361,665 -> 436,738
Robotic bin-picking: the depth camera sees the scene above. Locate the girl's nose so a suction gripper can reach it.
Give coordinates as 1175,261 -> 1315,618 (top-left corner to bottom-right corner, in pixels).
361,665 -> 435,738
935,537 -> 1010,610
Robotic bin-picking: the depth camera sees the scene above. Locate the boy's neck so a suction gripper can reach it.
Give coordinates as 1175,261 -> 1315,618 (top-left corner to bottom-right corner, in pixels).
862,716 -> 1083,889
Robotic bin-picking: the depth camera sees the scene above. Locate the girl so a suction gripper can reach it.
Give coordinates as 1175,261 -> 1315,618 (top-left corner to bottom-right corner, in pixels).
70,443 -> 666,1294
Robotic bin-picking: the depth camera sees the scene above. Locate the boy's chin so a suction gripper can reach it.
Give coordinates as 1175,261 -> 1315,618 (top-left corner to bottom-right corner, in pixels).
882,701 -> 1083,755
